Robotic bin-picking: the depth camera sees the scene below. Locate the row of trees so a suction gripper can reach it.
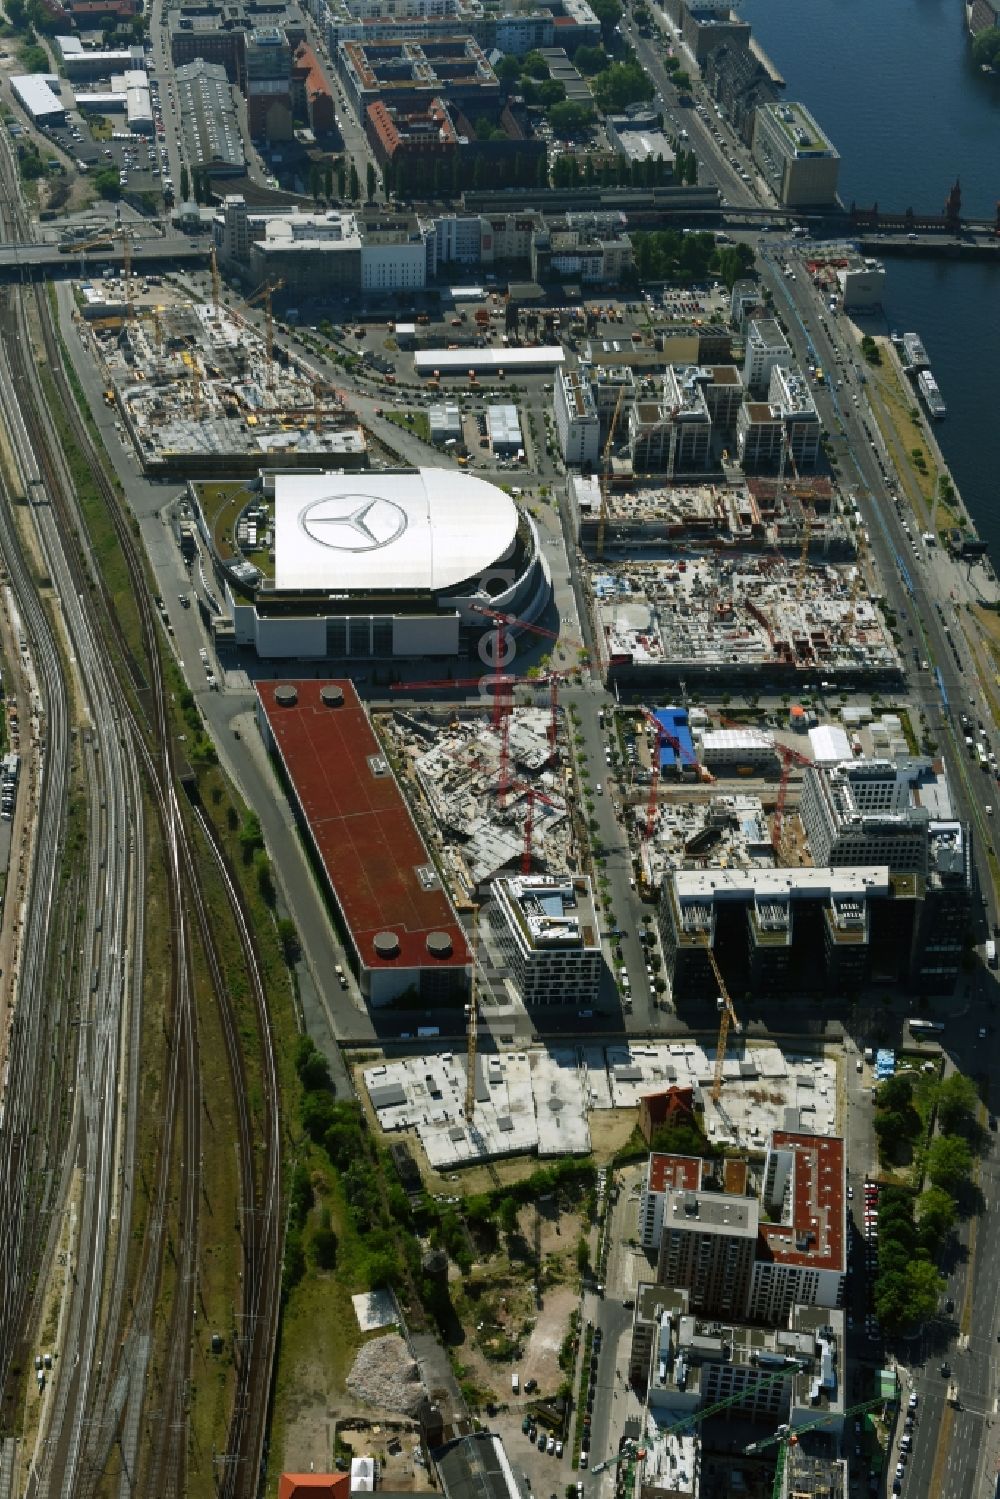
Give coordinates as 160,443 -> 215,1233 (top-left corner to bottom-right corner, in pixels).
871,1069 -> 981,1333
551,149 -> 672,190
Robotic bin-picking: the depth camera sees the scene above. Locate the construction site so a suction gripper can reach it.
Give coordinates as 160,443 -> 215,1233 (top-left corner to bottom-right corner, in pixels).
361,1039 -> 840,1169
379,704 -> 579,898
571,474 -> 855,559
589,549 -> 902,687
75,270 -> 367,474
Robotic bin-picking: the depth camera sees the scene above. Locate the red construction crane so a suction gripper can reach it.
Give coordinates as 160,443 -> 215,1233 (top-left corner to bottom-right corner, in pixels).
391,673 -> 538,802
470,603 -> 586,756
510,782 -> 561,874
772,741 -> 812,861
639,708 -> 712,843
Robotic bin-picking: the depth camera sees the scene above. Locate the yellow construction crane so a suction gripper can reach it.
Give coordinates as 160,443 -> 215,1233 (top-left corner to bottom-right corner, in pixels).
597,383 -> 626,561
704,944 -> 740,1105
795,509 -> 812,598
190,359 -> 202,420
120,224 -> 134,320
210,242 -> 221,311
465,906 -> 479,1123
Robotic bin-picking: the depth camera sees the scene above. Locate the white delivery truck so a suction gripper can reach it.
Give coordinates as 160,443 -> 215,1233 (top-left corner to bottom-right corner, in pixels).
986,940 -> 997,969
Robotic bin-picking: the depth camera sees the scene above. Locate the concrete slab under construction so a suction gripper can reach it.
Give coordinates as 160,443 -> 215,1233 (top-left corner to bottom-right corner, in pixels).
363,1040 -> 839,1167
84,291 -> 366,474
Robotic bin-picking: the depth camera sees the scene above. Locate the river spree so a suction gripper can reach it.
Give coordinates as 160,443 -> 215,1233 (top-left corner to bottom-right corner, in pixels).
742,0 -> 1000,548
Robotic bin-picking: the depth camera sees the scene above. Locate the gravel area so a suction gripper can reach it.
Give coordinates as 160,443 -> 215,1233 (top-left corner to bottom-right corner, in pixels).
346,1335 -> 426,1416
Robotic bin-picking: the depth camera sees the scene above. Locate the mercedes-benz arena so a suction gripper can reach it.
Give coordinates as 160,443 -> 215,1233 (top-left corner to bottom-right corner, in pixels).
216,468 -> 549,659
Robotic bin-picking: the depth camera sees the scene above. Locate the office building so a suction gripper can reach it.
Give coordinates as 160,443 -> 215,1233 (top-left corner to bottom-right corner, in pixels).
245,26 -> 293,140
699,364 -> 743,433
743,317 -> 791,395
836,255 -> 886,311
752,100 -> 840,208
768,364 -> 821,467
554,368 -> 601,468
628,365 -> 712,475
490,874 -> 602,1007
337,35 -> 500,112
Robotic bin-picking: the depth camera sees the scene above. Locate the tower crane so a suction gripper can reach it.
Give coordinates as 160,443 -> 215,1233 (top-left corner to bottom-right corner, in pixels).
465,904 -> 479,1121
664,403 -> 682,485
771,741 -> 812,863
391,672 -> 543,803
244,277 -> 286,384
745,1394 -> 888,1499
597,382 -> 626,561
511,782 -> 561,874
704,942 -> 739,1105
591,1368 -> 810,1474
469,602 -> 587,756
210,241 -> 221,311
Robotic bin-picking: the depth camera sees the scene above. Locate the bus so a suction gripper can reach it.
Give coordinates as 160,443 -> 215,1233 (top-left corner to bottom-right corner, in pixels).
908,1018 -> 945,1034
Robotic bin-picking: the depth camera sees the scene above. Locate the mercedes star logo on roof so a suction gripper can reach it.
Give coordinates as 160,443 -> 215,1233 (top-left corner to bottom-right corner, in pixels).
299,494 -> 408,552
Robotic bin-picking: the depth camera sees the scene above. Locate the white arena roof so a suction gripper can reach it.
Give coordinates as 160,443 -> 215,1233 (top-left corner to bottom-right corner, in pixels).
273,468 -> 518,594
414,347 -> 565,374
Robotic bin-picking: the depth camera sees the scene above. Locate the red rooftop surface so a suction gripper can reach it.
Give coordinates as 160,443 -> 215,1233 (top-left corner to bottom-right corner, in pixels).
257,681 -> 470,974
279,1477 -> 350,1499
758,1131 -> 845,1272
648,1152 -> 703,1194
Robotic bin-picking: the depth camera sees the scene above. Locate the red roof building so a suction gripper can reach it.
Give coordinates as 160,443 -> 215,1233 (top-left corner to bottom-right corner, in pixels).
256,680 -> 470,1007
749,1131 -> 846,1322
292,42 -> 335,134
279,1476 -> 350,1499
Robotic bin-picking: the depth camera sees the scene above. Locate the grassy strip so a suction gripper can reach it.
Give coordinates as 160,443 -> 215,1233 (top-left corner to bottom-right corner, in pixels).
383,408 -> 431,442
571,1324 -> 594,1468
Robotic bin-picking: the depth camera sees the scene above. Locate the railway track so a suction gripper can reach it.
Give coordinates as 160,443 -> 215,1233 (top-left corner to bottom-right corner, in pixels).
21,284 -> 283,1496
0,119 -> 282,1498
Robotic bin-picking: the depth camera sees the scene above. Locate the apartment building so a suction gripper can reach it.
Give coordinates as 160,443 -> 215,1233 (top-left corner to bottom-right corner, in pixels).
638,1152 -> 704,1251
748,1133 -> 846,1323
655,1187 -> 759,1318
768,364 -> 821,467
628,365 -> 712,475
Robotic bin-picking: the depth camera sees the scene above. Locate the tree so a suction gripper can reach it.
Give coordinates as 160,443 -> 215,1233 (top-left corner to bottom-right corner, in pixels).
521,49 -> 551,79
93,166 -> 121,200
593,62 -> 655,111
935,1072 -> 979,1135
576,1237 -> 590,1275
874,1259 -> 944,1333
179,164 -> 190,202
277,917 -> 300,963
917,1186 -> 957,1251
310,1208 -> 338,1269
496,54 -> 522,86
348,161 -> 359,200
366,160 -> 376,201
877,1073 -> 914,1112
498,1196 -> 519,1235
301,1088 -> 340,1143
336,161 -> 346,198
539,78 -> 567,106
324,164 -> 333,199
926,1134 -> 973,1193
589,0 -> 623,45
239,811 -> 263,860
20,44 -> 49,72
548,100 -> 591,136
573,45 -> 608,75
972,25 -> 1000,68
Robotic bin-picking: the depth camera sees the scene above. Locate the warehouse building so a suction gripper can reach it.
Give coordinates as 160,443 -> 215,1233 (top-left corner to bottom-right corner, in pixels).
486,404 -> 523,457
257,678 -> 471,1006
11,74 -> 66,126
176,59 -> 247,176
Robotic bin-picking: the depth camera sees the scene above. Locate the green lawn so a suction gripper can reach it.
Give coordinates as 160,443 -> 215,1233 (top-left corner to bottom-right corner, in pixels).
384,409 -> 431,442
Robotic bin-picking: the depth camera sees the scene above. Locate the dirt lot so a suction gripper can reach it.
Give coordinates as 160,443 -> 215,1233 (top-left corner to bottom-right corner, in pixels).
449,1200 -> 583,1404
